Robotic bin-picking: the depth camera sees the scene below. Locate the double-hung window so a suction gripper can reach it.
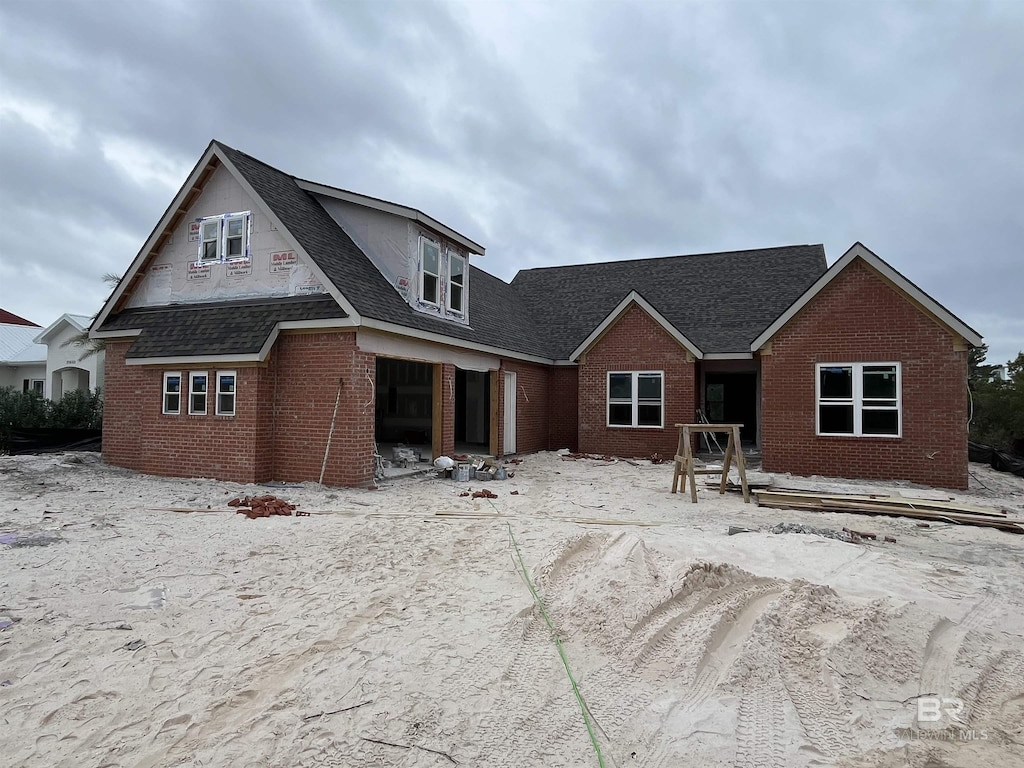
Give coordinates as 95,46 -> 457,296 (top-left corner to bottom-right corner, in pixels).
817,363 -> 901,437
189,372 -> 208,415
448,252 -> 465,313
420,239 -> 440,305
608,371 -> 664,428
197,212 -> 249,262
163,372 -> 182,414
216,371 -> 236,416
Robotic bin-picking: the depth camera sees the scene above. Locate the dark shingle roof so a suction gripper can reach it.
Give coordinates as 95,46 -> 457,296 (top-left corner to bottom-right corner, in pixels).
217,143 -> 552,358
511,245 -> 828,357
104,296 -> 345,358
101,140 -> 829,362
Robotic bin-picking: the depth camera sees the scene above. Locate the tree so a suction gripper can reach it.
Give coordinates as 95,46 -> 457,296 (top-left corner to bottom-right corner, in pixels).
61,273 -> 122,360
970,347 -> 1024,454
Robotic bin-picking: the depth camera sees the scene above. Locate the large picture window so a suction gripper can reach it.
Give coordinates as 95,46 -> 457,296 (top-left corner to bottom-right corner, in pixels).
608,371 -> 663,428
817,363 -> 901,437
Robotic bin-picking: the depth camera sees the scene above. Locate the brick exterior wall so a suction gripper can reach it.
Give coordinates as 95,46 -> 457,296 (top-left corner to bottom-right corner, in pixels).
498,360 -> 552,456
578,304 -> 696,457
549,366 -> 579,452
760,259 -> 970,489
102,331 -> 378,487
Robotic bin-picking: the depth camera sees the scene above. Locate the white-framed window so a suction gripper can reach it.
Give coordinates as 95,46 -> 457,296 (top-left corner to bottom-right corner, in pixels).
163,372 -> 182,415
199,219 -> 221,262
196,212 -> 250,262
420,238 -> 440,305
817,363 -> 901,437
607,371 -> 664,428
216,371 -> 236,416
223,214 -> 247,260
189,372 -> 208,415
447,251 -> 466,313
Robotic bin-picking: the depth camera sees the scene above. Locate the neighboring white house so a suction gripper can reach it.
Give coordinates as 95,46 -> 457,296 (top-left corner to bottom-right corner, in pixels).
0,320 -> 47,394
0,310 -> 104,399
33,314 -> 104,399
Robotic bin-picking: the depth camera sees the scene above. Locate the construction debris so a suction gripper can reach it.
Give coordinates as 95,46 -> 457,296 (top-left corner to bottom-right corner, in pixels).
472,489 -> 498,499
753,489 -> 1022,533
228,495 -> 309,519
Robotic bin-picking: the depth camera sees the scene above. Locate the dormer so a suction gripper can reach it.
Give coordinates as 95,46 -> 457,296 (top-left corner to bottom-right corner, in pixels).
300,180 -> 483,326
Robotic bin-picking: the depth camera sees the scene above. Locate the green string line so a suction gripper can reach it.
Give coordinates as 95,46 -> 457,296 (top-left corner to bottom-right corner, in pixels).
506,523 -> 606,768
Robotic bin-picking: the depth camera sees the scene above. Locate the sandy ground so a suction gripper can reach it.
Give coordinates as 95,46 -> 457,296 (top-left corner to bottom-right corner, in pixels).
2,451 -> 1024,768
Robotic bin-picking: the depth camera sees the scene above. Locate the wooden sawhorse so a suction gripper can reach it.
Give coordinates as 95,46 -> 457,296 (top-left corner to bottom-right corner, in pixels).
671,423 -> 750,503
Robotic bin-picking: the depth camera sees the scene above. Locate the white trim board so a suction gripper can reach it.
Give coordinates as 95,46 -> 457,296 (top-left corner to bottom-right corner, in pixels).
751,242 -> 984,351
569,291 -> 703,362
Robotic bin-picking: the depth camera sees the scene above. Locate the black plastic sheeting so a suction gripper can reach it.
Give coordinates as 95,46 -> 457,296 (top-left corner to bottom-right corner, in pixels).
969,441 -> 1024,478
9,428 -> 102,455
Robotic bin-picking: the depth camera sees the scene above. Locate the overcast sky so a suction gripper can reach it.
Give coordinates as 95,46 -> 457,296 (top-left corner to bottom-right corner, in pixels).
1,0 -> 1021,365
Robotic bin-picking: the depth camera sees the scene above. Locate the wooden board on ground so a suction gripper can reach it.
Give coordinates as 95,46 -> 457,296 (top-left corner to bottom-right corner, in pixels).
752,490 -> 1022,534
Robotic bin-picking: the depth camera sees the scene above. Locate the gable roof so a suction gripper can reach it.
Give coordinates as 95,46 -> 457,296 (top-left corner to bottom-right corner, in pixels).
569,291 -> 704,360
34,313 -> 92,344
512,244 -> 828,358
750,242 -> 984,351
0,309 -> 39,326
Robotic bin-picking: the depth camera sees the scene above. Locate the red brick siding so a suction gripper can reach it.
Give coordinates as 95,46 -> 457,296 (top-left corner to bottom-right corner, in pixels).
103,331 -> 379,487
578,304 -> 696,457
499,361 -> 551,456
101,341 -> 142,470
271,332 -> 376,487
549,366 -> 579,452
760,259 -> 969,489
440,363 -> 456,456
102,348 -> 264,483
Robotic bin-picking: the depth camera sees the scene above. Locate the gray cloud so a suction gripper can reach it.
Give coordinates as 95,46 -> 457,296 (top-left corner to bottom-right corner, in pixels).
0,0 -> 1020,365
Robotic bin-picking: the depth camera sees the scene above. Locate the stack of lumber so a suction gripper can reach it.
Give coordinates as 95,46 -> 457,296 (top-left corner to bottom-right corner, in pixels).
752,489 -> 1023,534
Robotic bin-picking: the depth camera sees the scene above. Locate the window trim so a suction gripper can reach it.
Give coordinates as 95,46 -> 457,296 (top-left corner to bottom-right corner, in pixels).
607,370 -> 664,429
189,371 -> 208,416
163,371 -> 182,415
196,212 -> 250,263
215,370 -> 237,417
816,362 -> 902,438
222,214 -> 249,261
199,218 -> 221,262
447,250 -> 466,314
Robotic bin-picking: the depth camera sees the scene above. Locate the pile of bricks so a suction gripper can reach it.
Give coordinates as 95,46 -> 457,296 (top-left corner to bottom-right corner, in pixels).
227,494 -> 310,519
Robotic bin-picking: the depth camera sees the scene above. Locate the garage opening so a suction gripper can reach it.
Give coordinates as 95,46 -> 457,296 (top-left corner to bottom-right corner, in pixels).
375,358 -> 434,470
455,369 -> 491,454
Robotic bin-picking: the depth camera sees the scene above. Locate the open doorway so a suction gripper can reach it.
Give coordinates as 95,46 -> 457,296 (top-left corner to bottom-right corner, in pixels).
375,357 -> 434,469
704,372 -> 758,444
455,369 -> 491,454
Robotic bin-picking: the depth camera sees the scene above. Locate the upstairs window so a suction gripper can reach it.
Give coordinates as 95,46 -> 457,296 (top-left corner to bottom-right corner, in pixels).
196,212 -> 250,262
189,372 -> 208,415
421,240 -> 440,305
817,363 -> 901,437
216,371 -> 236,416
608,371 -> 663,428
163,372 -> 181,414
448,252 -> 465,313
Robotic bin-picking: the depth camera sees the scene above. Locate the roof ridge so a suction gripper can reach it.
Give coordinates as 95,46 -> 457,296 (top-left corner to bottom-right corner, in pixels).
512,243 -> 824,278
